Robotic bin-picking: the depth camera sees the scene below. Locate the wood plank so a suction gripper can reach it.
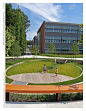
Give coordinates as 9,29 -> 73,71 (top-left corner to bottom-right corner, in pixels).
58,84 -> 83,93
5,84 -> 60,93
5,84 -> 83,94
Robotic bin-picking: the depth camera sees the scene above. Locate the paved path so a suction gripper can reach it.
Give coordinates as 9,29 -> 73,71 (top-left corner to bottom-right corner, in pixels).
5,55 -> 83,60
8,73 -> 74,84
4,100 -> 83,108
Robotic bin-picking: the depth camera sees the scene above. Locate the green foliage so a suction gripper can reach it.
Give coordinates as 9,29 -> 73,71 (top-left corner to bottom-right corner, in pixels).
78,24 -> 83,46
40,53 -> 83,58
6,27 -> 15,56
27,40 -> 32,45
71,41 -> 79,55
32,44 -> 38,55
11,41 -> 22,57
49,43 -> 56,53
5,3 -> 30,56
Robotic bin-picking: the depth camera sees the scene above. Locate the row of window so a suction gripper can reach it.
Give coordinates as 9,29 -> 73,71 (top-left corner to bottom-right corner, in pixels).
45,50 -> 74,53
45,47 -> 70,49
45,28 -> 61,32
45,28 -> 82,34
62,29 -> 77,33
45,36 -> 61,39
45,36 -> 80,40
45,39 -> 78,43
45,25 -> 81,29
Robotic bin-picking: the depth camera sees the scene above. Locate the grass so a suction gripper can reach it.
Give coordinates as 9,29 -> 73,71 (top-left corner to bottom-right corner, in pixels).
6,60 -> 55,76
6,76 -> 13,83
48,63 -> 82,78
40,53 -> 83,58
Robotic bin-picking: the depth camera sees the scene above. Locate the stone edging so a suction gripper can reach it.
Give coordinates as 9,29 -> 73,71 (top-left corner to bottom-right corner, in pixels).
6,62 -> 24,82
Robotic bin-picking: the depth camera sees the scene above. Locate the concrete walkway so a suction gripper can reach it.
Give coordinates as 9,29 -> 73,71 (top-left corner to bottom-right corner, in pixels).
8,73 -> 74,84
5,55 -> 83,60
4,100 -> 83,108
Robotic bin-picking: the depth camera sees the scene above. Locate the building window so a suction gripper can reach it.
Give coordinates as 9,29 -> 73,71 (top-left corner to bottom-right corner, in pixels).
62,29 -> 77,33
54,29 -> 61,32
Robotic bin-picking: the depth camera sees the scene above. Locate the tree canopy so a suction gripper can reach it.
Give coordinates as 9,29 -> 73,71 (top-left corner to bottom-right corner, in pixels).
5,3 -> 30,56
78,23 -> 83,47
49,43 -> 56,54
71,41 -> 79,55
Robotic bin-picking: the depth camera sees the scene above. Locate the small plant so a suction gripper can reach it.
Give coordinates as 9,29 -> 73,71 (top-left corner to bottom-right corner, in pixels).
70,93 -> 73,97
12,98 -> 14,101
30,95 -> 33,99
15,97 -> 18,101
75,92 -> 80,100
10,94 -> 13,99
21,94 -> 24,99
36,95 -> 39,100
27,97 -> 29,100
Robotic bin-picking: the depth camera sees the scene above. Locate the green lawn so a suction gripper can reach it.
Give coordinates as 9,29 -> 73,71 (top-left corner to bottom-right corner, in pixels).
6,60 -> 56,76
48,63 -> 82,78
40,54 -> 83,58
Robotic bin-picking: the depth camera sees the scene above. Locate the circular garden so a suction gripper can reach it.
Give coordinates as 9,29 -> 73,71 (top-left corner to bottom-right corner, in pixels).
6,58 -> 83,85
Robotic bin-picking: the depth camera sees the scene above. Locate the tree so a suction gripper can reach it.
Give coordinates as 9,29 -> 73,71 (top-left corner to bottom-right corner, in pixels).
27,40 -> 32,45
5,27 -> 15,56
49,43 -> 56,54
71,41 -> 79,55
5,3 -> 31,56
78,23 -> 83,46
11,40 -> 21,57
33,44 -> 38,55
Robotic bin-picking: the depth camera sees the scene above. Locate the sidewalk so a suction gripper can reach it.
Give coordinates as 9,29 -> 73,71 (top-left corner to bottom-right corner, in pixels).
5,55 -> 83,61
4,100 -> 83,108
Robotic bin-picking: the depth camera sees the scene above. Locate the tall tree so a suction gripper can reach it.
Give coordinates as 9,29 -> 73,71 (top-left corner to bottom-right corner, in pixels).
6,27 -> 15,56
5,3 -> 31,56
11,40 -> 21,57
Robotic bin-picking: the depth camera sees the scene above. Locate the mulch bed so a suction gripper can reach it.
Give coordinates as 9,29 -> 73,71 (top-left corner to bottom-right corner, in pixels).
9,92 -> 83,102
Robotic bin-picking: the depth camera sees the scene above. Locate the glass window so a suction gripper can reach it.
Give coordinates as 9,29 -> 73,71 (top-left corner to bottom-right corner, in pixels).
54,29 -> 61,32
63,26 -> 77,29
62,29 -> 77,33
45,28 -> 53,32
54,26 -> 61,28
45,25 -> 53,27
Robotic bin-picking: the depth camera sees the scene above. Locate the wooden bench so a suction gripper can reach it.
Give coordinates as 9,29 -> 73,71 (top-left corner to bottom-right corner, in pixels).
5,84 -> 83,101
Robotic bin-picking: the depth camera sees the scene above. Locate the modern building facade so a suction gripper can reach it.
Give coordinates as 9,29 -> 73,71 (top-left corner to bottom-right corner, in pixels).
37,21 -> 83,54
32,36 -> 38,49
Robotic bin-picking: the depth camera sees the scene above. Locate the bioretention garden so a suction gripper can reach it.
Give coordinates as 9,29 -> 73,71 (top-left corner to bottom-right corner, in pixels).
6,58 -> 83,102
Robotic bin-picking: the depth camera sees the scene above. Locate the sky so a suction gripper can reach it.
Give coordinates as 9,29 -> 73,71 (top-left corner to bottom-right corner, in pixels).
11,3 -> 83,41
